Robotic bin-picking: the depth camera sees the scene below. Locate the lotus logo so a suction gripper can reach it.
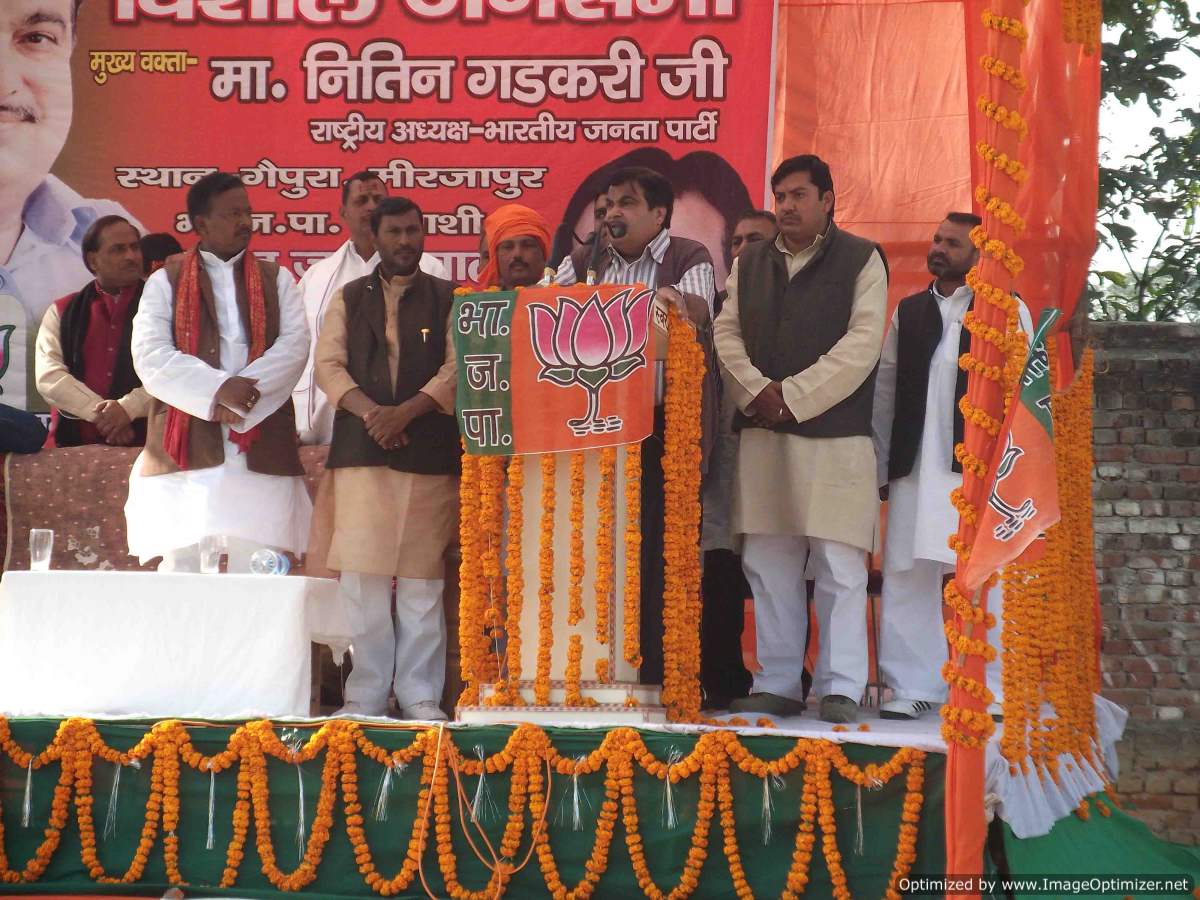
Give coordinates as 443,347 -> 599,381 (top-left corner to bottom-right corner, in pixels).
0,324 -> 14,393
528,288 -> 653,436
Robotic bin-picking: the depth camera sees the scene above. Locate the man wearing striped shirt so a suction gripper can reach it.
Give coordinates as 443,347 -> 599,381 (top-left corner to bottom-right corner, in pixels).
556,166 -> 717,686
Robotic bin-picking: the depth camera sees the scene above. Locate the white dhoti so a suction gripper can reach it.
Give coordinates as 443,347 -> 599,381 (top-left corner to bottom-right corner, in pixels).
126,439 -> 312,564
126,248 -> 313,566
340,572 -> 446,712
741,534 -> 868,703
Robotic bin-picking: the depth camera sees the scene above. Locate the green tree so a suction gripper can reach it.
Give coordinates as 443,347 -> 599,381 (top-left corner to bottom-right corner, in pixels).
1090,0 -> 1200,321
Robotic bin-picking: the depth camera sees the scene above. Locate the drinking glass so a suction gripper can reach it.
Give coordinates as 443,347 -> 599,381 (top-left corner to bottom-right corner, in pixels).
199,534 -> 226,575
29,529 -> 53,571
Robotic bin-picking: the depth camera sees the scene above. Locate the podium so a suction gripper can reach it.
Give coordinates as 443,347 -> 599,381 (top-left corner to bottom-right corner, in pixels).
453,289 -> 691,724
459,444 -> 666,723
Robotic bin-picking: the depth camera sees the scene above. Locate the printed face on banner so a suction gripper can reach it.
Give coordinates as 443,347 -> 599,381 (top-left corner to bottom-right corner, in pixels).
0,0 -> 74,201
454,284 -> 655,455
0,0 -> 775,409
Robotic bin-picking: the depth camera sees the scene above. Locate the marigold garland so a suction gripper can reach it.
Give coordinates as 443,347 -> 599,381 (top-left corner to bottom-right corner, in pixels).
998,348 -> 1104,780
594,446 -> 618,647
535,453 -> 557,705
979,55 -> 1029,92
622,443 -> 643,669
502,454 -> 526,705
975,97 -> 1030,142
478,456 -> 507,686
660,310 -> 705,722
974,185 -> 1027,233
457,453 -> 486,706
976,141 -> 1031,183
942,0 -> 1030,757
568,452 -> 587,627
981,9 -> 1029,44
0,718 -> 931,897
563,635 -> 598,708
1060,0 -> 1100,51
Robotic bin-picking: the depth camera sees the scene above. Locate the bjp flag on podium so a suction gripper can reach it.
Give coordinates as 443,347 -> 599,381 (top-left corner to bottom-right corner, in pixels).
452,284 -> 657,456
960,308 -> 1063,593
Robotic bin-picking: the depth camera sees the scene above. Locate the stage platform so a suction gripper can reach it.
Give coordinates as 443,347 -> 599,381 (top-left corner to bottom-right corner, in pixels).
0,699 -> 1175,900
0,713 -> 948,899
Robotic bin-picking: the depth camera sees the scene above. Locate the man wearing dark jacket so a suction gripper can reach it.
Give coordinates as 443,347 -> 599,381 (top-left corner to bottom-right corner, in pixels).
35,215 -> 149,447
315,196 -> 460,721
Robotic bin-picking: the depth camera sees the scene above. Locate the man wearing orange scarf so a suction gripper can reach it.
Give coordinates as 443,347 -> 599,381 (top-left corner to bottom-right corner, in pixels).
476,204 -> 552,290
125,173 -> 312,571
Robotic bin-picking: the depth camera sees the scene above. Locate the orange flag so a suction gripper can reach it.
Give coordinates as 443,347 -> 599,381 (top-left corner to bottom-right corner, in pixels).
961,308 -> 1062,593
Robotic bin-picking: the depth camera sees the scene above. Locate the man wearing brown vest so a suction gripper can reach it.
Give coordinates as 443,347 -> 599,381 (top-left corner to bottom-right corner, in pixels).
715,155 -> 888,723
125,172 -> 311,571
314,196 -> 459,721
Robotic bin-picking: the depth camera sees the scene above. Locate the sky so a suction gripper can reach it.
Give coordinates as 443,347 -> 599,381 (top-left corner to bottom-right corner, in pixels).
1092,11 -> 1200,274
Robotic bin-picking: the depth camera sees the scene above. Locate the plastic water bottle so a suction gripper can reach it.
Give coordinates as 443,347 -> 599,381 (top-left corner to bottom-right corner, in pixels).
249,549 -> 290,576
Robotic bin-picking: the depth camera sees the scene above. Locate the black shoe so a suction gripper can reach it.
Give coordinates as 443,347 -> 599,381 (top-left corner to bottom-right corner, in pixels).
729,692 -> 806,717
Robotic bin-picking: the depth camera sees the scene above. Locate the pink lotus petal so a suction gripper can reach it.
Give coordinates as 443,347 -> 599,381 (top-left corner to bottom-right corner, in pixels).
625,289 -> 653,354
529,304 -> 561,367
572,295 -> 614,367
603,290 -> 632,359
554,299 -> 581,366
549,297 -> 580,364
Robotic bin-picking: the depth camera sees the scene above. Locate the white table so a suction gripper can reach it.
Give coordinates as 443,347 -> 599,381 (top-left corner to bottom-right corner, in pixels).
0,571 -> 358,719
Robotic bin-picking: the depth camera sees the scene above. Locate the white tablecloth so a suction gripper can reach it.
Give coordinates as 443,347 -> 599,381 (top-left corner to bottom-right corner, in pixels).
0,571 -> 357,719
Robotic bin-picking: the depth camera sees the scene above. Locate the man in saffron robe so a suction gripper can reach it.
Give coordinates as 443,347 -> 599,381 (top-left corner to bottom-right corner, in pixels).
124,172 -> 311,571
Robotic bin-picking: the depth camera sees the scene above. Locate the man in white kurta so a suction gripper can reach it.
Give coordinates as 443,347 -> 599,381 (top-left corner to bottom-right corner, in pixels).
715,156 -> 887,724
125,175 -> 311,571
293,172 -> 448,445
872,213 -> 1033,719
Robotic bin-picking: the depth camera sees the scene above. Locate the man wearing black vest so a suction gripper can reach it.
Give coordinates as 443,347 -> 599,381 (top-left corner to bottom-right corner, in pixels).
36,215 -> 149,447
715,155 -> 888,723
872,212 -> 1032,720
555,166 -> 717,686
315,196 -> 459,721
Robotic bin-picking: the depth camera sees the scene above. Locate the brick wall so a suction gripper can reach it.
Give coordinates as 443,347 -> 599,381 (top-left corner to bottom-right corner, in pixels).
1091,321 -> 1200,844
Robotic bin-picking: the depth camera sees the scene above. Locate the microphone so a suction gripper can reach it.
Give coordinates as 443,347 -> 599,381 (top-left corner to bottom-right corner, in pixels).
585,220 -> 611,286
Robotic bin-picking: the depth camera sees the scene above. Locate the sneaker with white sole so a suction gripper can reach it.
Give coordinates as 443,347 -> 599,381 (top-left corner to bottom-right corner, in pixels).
403,700 -> 448,721
879,699 -> 937,720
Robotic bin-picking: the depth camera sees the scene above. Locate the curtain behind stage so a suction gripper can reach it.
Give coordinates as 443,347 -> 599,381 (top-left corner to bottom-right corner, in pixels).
775,0 -> 1100,322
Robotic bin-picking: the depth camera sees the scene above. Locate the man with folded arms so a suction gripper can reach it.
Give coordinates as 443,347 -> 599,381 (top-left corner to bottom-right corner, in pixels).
293,171 -> 448,446
315,196 -> 460,721
36,215 -> 149,447
715,155 -> 888,724
125,172 -> 311,572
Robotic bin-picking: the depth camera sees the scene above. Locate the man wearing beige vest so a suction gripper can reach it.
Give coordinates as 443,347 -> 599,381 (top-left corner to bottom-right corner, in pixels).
125,172 -> 312,571
314,196 -> 459,721
715,155 -> 888,724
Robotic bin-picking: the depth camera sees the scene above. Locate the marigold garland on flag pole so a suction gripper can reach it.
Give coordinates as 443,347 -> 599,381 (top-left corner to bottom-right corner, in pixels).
943,0 -> 1031,885
0,716 -> 927,897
